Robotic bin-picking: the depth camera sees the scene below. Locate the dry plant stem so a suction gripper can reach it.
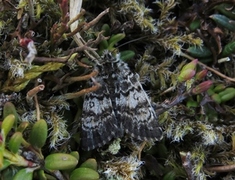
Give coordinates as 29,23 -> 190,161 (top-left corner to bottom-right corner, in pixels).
73,37 -> 100,61
34,56 -> 70,63
34,95 -> 40,121
26,84 -> 45,99
155,92 -> 188,115
205,164 -> 235,173
73,8 -> 109,61
77,61 -> 92,68
69,7 -> 109,61
232,134 -> 235,151
26,85 -> 44,120
138,141 -> 146,160
159,86 -> 175,96
3,0 -> 17,8
65,70 -> 98,84
181,52 -> 235,82
52,70 -> 98,91
81,8 -> 110,32
66,22 -> 85,37
180,152 -> 194,180
87,31 -> 110,47
63,44 -> 97,55
67,8 -> 86,27
63,81 -> 101,100
27,0 -> 35,23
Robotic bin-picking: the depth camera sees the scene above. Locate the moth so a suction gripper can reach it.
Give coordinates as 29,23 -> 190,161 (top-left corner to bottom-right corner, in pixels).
81,51 -> 163,151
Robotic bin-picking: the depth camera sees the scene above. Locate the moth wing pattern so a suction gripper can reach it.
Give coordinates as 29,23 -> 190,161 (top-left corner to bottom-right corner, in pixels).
81,77 -> 122,151
81,52 -> 163,151
114,59 -> 163,141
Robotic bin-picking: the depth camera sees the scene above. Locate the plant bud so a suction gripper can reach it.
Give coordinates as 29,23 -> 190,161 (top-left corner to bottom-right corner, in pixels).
195,69 -> 208,80
178,69 -> 195,82
192,81 -> 213,94
182,59 -> 198,71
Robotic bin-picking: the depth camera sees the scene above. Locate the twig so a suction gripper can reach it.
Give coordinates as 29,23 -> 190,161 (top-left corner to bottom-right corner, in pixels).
26,84 -> 44,120
66,22 -> 85,37
26,84 -> 45,101
77,61 -> 93,68
81,8 -> 109,32
155,92 -> 188,115
67,8 -> 86,27
138,141 -> 146,160
64,70 -> 98,84
34,95 -> 40,121
180,151 -> 195,180
205,164 -> 235,173
63,44 -> 97,55
62,80 -> 101,99
34,56 -> 69,63
86,31 -> 110,47
27,0 -> 35,24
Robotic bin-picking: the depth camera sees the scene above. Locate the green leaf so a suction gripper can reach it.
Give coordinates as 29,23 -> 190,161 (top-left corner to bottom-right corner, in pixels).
8,132 -> 23,154
45,153 -> 78,170
13,168 -> 34,180
210,14 -> 235,32
29,119 -> 48,149
80,158 -> 97,171
70,167 -> 99,180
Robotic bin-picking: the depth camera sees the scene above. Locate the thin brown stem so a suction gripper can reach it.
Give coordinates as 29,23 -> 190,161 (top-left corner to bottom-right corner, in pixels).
67,9 -> 86,27
62,81 -> 101,100
205,164 -> 235,173
26,84 -> 45,99
81,8 -> 109,32
64,70 -> 98,84
34,95 -> 40,121
138,141 -> 146,160
33,56 -> 69,63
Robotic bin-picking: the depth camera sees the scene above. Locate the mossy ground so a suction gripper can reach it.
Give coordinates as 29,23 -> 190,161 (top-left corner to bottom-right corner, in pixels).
1,0 -> 235,179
